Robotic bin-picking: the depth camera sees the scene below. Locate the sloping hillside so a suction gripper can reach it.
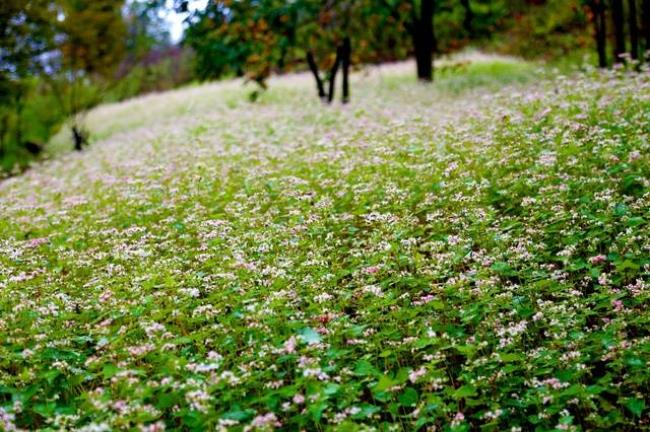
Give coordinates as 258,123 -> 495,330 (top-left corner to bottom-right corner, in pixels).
0,57 -> 648,431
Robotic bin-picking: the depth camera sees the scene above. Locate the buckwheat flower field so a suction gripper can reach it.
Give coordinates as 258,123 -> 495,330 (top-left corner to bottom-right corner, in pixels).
0,58 -> 649,431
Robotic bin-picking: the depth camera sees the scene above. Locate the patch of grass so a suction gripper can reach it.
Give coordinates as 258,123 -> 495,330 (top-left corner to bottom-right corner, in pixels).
378,53 -> 538,95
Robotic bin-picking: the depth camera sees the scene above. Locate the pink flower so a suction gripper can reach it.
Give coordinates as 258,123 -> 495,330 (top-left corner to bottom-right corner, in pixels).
283,336 -> 297,354
409,367 -> 427,383
140,421 -> 166,432
612,299 -> 624,312
27,237 -> 48,248
247,413 -> 281,430
589,255 -> 607,265
364,266 -> 380,275
413,294 -> 436,306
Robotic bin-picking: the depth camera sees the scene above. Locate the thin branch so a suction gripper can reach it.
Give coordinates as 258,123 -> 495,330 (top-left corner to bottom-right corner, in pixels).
306,52 -> 326,100
341,37 -> 351,104
327,47 -> 342,104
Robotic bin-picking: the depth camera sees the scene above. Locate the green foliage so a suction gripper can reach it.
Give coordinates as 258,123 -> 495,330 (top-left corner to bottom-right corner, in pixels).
183,0 -> 415,84
124,0 -> 172,61
57,0 -> 127,79
0,58 -> 648,430
0,0 -> 128,173
181,0 -> 594,84
0,0 -> 58,172
110,49 -> 196,101
494,0 -> 591,59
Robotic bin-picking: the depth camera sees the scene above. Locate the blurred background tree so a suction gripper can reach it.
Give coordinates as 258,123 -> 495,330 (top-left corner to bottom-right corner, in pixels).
0,0 -> 57,165
51,0 -> 127,150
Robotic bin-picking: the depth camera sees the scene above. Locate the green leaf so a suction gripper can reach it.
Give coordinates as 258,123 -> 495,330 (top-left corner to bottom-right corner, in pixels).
324,383 -> 340,396
499,353 -> 522,363
156,392 -> 179,410
374,375 -> 395,393
222,408 -> 254,421
398,387 -> 419,407
627,216 -> 645,227
626,398 -> 645,417
308,402 -> 328,422
102,364 -> 120,379
586,385 -> 606,395
351,403 -> 380,419
298,327 -> 322,345
614,203 -> 628,216
354,359 -> 379,377
453,385 -> 477,399
615,260 -> 639,272
491,261 -> 513,275
33,402 -> 56,417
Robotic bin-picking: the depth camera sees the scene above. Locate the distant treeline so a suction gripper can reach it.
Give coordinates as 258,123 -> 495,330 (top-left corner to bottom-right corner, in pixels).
1,0 -> 649,175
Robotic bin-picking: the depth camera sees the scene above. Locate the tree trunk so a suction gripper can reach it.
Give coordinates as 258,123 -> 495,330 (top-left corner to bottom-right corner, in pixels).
460,0 -> 474,37
612,0 -> 626,62
592,0 -> 608,67
327,48 -> 341,104
413,0 -> 434,82
341,37 -> 351,104
72,125 -> 87,151
14,103 -> 23,148
641,0 -> 650,61
306,52 -> 326,101
24,141 -> 43,155
629,0 -> 640,60
0,114 -> 7,157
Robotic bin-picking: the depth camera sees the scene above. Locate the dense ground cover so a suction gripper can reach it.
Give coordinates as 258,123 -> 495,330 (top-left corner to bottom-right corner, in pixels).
0,56 -> 648,431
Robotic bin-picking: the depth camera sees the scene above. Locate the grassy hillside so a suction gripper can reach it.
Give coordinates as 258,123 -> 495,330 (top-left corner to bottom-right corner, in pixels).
0,56 -> 648,431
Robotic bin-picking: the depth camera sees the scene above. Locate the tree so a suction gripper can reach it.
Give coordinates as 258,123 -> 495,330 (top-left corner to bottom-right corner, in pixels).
629,0 -> 640,60
184,0 -> 294,83
301,1 -> 356,103
185,0 -> 357,101
377,0 -> 436,81
586,0 -> 608,67
51,0 -> 127,150
184,0 -> 432,94
460,0 -> 475,38
641,0 -> 650,61
413,0 -> 435,81
0,0 -> 56,158
611,0 -> 626,62
124,0 -> 172,62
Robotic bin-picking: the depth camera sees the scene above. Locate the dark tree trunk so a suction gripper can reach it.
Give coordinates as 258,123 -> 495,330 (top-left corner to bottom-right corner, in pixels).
306,52 -> 326,101
592,0 -> 608,67
327,48 -> 342,104
72,125 -> 87,151
24,141 -> 43,155
413,0 -> 434,82
612,0 -> 626,62
629,0 -> 640,60
15,112 -> 22,148
641,0 -> 650,61
341,37 -> 351,104
0,115 -> 7,157
307,38 -> 352,104
460,0 -> 474,37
